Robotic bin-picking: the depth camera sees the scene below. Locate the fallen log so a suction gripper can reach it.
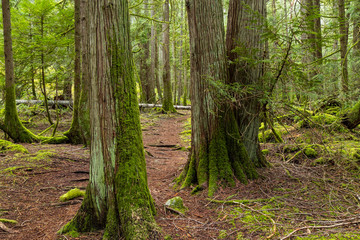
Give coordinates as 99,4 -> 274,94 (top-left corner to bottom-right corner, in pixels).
13,100 -> 191,110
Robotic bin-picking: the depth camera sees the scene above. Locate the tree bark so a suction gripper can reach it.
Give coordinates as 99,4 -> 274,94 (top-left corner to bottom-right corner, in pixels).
352,0 -> 360,86
162,0 -> 175,112
1,0 -> 38,143
178,0 -> 264,197
59,1 -> 160,239
338,0 -> 349,92
150,0 -> 160,101
64,0 -> 86,144
342,100 -> 360,129
226,0 -> 268,167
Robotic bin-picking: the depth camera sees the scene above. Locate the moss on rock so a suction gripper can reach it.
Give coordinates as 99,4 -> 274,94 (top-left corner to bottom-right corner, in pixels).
165,197 -> 188,215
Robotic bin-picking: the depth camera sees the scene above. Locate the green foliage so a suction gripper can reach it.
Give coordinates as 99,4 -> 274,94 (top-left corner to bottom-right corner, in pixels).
11,0 -> 74,100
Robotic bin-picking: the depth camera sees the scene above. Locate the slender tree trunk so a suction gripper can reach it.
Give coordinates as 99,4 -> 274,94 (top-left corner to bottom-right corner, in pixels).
30,24 -> 37,100
139,1 -> 154,103
150,0 -> 158,102
172,40 -> 177,104
154,30 -> 162,100
64,0 -> 85,144
0,0 -> 38,142
338,0 -> 349,92
162,0 -> 175,112
77,0 -> 90,145
40,15 -> 53,125
177,5 -> 183,106
352,1 -> 360,86
59,1 -> 160,239
314,0 -> 322,61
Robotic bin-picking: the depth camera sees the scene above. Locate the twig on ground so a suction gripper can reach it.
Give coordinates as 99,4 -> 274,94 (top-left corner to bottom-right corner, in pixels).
280,218 -> 360,240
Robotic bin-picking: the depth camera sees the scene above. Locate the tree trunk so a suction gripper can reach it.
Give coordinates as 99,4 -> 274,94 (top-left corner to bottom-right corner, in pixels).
178,0 -> 264,197
352,0 -> 360,86
338,0 -> 349,92
40,15 -> 53,126
342,100 -> 360,129
162,0 -> 175,112
172,40 -> 177,104
0,0 -> 38,143
150,0 -> 159,102
314,0 -> 322,61
59,1 -> 160,239
77,0 -> 91,145
139,1 -> 155,103
64,0 -> 86,144
177,6 -> 183,106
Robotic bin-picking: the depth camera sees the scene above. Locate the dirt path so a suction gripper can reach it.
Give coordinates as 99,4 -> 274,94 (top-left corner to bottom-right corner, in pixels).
0,111 -> 224,240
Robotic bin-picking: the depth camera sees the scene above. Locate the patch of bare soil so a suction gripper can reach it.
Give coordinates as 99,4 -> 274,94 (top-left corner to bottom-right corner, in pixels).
1,110 -> 360,240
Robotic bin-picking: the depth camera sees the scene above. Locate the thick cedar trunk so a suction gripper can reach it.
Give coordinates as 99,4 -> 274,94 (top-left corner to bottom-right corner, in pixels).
162,0 -> 175,112
226,0 -> 268,167
59,1 -> 159,239
1,0 -> 38,143
338,0 -> 349,92
179,0 -> 261,197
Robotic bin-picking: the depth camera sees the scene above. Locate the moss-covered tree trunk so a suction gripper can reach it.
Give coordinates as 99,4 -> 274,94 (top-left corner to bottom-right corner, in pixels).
59,1 -> 160,239
162,0 -> 175,112
0,0 -> 38,143
179,0 -> 265,197
342,100 -> 360,129
226,0 -> 268,167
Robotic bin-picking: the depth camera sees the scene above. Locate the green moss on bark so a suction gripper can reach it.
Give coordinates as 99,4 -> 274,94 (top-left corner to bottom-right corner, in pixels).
208,126 -> 235,197
342,100 -> 360,129
181,154 -> 197,189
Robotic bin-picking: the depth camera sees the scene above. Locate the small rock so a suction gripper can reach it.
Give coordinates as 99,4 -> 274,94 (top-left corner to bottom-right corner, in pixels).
164,196 -> 188,215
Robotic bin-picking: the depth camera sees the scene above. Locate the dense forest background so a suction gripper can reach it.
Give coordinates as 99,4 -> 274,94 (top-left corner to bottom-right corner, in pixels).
0,0 -> 359,107
1,0 -> 360,239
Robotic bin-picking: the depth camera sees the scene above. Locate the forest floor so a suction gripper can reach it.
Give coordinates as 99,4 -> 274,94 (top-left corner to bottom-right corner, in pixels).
0,108 -> 360,239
